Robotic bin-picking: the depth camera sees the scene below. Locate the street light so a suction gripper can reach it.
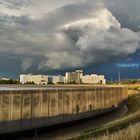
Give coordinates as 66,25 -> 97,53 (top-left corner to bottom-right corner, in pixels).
118,70 -> 121,84
106,70 -> 121,84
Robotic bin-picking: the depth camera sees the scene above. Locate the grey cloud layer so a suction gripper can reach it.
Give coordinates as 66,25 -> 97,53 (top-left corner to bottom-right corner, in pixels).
108,0 -> 140,31
0,0 -> 31,9
0,0 -> 140,72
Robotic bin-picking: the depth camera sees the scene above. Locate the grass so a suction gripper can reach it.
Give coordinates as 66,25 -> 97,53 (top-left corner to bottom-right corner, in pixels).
127,93 -> 140,114
92,123 -> 140,140
68,85 -> 140,140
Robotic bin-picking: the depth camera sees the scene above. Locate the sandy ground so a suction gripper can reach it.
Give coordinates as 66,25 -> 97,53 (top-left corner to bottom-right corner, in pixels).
20,105 -> 128,140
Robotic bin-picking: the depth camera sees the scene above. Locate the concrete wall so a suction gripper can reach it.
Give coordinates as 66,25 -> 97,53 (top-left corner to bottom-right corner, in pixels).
0,86 -> 128,121
0,86 -> 128,133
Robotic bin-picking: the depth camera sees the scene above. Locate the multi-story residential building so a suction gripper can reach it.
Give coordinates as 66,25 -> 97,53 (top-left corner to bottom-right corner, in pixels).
98,75 -> 106,84
65,70 -> 83,84
20,74 -> 48,85
82,74 -> 106,84
81,75 -> 94,84
90,74 -> 100,84
49,75 -> 65,84
20,70 -> 106,85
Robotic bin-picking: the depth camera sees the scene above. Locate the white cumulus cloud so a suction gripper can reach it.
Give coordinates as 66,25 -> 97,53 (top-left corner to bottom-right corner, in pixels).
0,0 -> 140,72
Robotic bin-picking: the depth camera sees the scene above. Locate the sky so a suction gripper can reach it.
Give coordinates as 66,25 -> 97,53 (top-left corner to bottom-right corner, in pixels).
0,0 -> 140,80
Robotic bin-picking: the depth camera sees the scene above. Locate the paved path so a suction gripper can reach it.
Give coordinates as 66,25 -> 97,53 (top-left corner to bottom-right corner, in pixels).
20,105 -> 128,140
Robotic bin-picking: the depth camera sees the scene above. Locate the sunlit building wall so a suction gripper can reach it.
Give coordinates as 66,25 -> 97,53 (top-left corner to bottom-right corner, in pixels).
81,75 -> 94,84
20,74 -> 48,85
65,70 -> 83,83
98,75 -> 106,84
51,75 -> 65,84
82,74 -> 106,84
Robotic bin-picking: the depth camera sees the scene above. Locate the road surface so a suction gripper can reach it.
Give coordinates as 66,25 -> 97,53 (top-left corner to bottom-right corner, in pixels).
19,105 -> 128,140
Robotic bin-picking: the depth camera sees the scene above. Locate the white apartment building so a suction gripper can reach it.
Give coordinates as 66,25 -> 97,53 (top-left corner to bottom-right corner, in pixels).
20,74 -> 48,85
81,75 -> 94,84
81,74 -> 106,84
91,74 -> 101,84
20,71 -> 106,85
98,75 -> 106,84
65,70 -> 83,84
51,75 -> 65,84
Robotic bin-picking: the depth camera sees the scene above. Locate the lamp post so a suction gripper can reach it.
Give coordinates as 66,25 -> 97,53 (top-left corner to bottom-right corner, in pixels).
106,69 -> 121,84
118,70 -> 121,84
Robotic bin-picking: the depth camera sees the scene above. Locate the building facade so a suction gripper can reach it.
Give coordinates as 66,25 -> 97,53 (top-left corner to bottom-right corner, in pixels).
20,74 -> 48,85
49,75 -> 65,84
20,70 -> 106,85
82,74 -> 106,84
98,75 -> 106,84
65,70 -> 83,84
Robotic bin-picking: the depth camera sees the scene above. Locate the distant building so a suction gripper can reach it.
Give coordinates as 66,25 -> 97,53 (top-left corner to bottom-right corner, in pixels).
20,70 -> 106,85
98,75 -> 106,84
20,74 -> 48,85
65,70 -> 83,84
81,75 -> 95,84
91,74 -> 100,84
75,70 -> 83,82
48,75 -> 65,84
82,74 -> 106,84
1,78 -> 10,81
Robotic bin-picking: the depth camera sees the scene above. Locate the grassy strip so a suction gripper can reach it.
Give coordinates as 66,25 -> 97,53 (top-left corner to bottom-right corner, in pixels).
93,122 -> 140,140
68,113 -> 140,140
68,91 -> 140,140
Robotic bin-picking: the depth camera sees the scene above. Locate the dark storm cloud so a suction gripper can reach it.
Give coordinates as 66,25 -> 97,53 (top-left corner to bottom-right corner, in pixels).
107,0 -> 140,31
0,0 -> 140,73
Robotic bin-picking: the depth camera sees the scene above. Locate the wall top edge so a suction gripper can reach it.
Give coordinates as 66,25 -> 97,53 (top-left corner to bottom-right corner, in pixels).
0,85 -> 128,92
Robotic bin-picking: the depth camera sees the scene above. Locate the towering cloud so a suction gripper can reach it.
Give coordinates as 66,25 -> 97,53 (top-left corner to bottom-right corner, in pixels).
108,0 -> 140,31
0,0 -> 140,72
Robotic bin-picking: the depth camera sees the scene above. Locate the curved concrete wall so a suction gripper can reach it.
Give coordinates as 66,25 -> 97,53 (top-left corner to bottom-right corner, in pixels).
0,86 -> 128,134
